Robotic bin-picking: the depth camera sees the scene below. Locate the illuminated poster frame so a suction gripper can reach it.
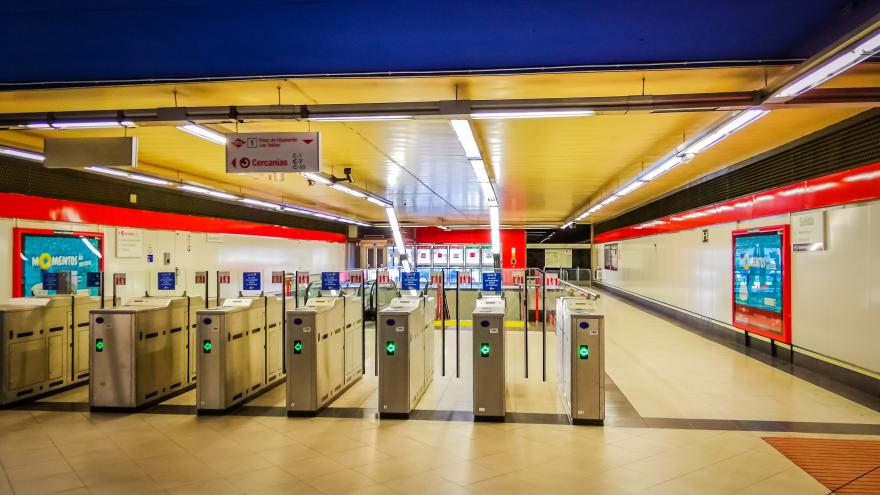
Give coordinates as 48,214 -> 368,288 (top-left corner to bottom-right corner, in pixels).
12,228 -> 105,297
731,225 -> 791,344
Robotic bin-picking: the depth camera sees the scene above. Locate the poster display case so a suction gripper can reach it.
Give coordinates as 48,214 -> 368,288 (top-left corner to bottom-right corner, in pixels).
731,225 -> 791,343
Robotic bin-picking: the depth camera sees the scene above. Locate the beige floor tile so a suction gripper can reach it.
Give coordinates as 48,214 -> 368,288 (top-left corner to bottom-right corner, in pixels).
732,467 -> 828,494
305,469 -> 378,494
10,471 -> 84,495
468,473 -> 540,495
383,472 -> 465,494
166,478 -> 245,495
327,446 -> 393,468
431,461 -> 504,485
281,455 -> 349,480
225,466 -> 302,492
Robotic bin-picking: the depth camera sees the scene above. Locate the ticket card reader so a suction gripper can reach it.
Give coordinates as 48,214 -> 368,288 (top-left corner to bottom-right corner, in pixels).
555,297 -> 604,425
196,297 -> 287,412
90,296 -> 204,409
473,295 -> 506,420
286,295 -> 363,415
0,295 -> 100,404
378,295 -> 434,418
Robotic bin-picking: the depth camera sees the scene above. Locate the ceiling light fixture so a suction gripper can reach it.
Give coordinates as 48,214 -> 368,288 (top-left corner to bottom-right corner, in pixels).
489,206 -> 501,254
85,165 -> 129,177
449,120 -> 481,159
386,207 -> 412,271
470,159 -> 490,183
240,198 -> 281,210
617,181 -> 646,196
27,120 -> 135,129
177,123 -> 227,145
308,115 -> 413,122
0,146 -> 45,162
471,109 -> 595,120
330,183 -> 367,198
301,172 -> 332,185
128,173 -> 171,186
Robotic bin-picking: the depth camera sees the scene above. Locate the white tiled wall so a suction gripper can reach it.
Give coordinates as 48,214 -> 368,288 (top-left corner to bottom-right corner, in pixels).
1,218 -> 346,303
597,202 -> 880,374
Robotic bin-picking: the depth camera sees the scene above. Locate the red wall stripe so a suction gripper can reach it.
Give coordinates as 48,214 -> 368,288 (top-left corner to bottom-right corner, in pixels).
0,193 -> 347,243
410,227 -> 527,269
594,161 -> 880,244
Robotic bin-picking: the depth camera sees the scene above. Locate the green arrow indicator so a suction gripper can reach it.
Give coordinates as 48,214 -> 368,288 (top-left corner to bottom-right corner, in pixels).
578,345 -> 589,359
480,343 -> 490,357
95,338 -> 104,352
293,341 -> 303,354
202,340 -> 213,353
385,341 -> 396,355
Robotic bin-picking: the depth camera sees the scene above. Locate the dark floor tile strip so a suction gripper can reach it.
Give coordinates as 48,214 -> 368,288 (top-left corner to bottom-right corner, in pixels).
594,283 -> 880,412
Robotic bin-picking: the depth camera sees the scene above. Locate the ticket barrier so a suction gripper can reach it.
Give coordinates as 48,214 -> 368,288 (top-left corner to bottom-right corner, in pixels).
196,296 -> 289,412
89,296 -> 205,409
555,297 -> 604,425
0,295 -> 100,404
473,295 -> 506,420
286,294 -> 363,415
378,295 -> 434,418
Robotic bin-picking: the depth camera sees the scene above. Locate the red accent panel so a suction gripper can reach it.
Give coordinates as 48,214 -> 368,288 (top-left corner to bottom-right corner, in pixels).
411,227 -> 526,268
12,228 -> 105,298
731,225 -> 792,344
0,193 -> 347,243
594,161 -> 880,244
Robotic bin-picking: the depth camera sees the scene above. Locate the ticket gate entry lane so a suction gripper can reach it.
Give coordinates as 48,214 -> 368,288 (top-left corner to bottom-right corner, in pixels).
89,296 -> 205,409
473,296 -> 506,420
378,295 -> 434,418
0,295 -> 100,404
286,294 -> 363,415
556,297 -> 605,425
196,297 -> 288,412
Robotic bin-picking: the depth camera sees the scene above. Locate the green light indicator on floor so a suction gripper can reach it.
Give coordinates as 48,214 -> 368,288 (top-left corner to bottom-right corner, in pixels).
385,341 -> 396,355
95,338 -> 104,352
578,344 -> 590,359
293,340 -> 303,354
202,340 -> 213,353
480,343 -> 490,357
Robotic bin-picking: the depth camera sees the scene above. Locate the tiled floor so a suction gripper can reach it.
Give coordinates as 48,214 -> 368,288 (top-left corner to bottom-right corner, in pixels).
4,291 -> 878,494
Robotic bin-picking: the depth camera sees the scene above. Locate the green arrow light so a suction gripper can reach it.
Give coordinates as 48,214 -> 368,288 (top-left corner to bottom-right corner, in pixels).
578,345 -> 589,359
480,343 -> 490,357
95,338 -> 104,352
385,341 -> 396,355
202,340 -> 213,353
293,341 -> 303,354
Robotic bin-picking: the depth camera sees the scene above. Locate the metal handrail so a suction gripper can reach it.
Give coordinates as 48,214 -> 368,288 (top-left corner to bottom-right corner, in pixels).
558,279 -> 600,300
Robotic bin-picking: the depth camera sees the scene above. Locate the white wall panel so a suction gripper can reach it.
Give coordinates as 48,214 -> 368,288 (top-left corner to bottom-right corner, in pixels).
598,202 -> 879,373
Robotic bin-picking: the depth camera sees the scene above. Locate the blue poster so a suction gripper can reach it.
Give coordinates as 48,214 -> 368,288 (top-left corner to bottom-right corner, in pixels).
20,232 -> 102,296
157,272 -> 176,290
401,272 -> 420,290
86,272 -> 102,288
243,272 -> 262,291
42,272 -> 59,290
482,271 -> 502,292
321,272 -> 340,291
733,231 -> 784,335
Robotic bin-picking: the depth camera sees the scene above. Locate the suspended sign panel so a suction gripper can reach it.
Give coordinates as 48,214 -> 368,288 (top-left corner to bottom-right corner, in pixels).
226,132 -> 320,173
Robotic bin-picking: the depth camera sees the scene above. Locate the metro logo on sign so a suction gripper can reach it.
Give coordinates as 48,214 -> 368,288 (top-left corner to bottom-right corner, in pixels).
218,271 -> 231,284
226,132 -> 320,174
271,271 -> 284,284
195,272 -> 207,284
458,272 -> 471,285
297,272 -> 310,285
350,272 -> 364,284
378,272 -> 390,284
113,273 -> 126,286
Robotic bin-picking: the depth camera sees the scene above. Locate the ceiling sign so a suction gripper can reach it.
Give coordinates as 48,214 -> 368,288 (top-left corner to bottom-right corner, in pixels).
226,132 -> 320,174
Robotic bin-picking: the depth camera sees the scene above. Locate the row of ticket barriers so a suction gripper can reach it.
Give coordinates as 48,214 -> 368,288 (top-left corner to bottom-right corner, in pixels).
0,288 -> 604,424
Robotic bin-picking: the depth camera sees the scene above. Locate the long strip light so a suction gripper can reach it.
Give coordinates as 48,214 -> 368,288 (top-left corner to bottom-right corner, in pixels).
449,120 -> 481,159
301,171 -> 392,207
241,198 -> 282,210
330,183 -> 367,198
179,184 -> 240,200
177,123 -> 227,145
301,172 -> 332,185
86,165 -> 171,186
0,146 -> 45,162
489,206 -> 501,254
471,109 -> 595,120
386,207 -> 412,271
308,115 -> 412,122
26,120 -> 135,129
773,30 -> 880,99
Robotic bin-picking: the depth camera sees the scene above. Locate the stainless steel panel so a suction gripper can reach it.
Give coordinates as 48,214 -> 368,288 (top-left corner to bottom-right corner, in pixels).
9,340 -> 46,389
572,315 -> 604,422
378,296 -> 433,416
287,312 -> 318,411
473,298 -> 506,419
90,312 -> 135,408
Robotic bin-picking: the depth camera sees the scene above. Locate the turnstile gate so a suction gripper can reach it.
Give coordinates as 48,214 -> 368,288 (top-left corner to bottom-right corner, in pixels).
378,295 -> 434,418
286,295 -> 363,415
473,296 -> 506,420
0,295 -> 100,404
89,296 -> 205,409
556,297 -> 604,425
196,296 -> 289,412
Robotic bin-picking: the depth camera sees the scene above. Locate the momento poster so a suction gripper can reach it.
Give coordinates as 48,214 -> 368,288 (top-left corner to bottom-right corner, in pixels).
604,243 -> 619,271
731,226 -> 791,343
15,228 -> 104,297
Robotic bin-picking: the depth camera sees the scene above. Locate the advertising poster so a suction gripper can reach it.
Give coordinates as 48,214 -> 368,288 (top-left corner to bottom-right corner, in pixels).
16,229 -> 103,297
732,226 -> 791,342
604,243 -> 619,271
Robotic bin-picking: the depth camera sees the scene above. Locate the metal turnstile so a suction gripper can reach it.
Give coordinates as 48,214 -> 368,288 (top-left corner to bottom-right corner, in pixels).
89,296 -> 205,409
196,296 -> 288,412
286,295 -> 363,415
378,295 -> 434,418
556,297 -> 604,425
473,296 -> 506,420
0,295 -> 100,404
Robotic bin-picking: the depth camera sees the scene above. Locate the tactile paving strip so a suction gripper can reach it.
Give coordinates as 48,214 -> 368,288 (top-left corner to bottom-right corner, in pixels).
764,437 -> 880,494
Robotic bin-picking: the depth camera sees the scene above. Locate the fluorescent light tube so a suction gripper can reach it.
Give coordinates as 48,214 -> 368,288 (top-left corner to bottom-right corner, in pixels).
207,190 -> 239,200
775,31 -> 880,98
480,181 -> 496,203
576,212 -> 589,220
617,181 -> 646,196
366,196 -> 391,207
470,159 -> 490,183
128,174 -> 170,186
641,156 -> 684,181
588,204 -> 604,213
386,207 -> 407,254
28,120 -> 135,129
178,123 -> 227,145
599,195 -> 620,206
301,172 -> 332,184
683,131 -> 725,155
179,184 -> 212,194
561,222 -> 574,229
85,166 -> 129,177
489,206 -> 501,254
241,198 -> 281,209
312,213 -> 338,220
308,115 -> 412,122
471,109 -> 595,120
0,146 -> 45,162
715,109 -> 768,136
449,120 -> 481,159
330,183 -> 367,198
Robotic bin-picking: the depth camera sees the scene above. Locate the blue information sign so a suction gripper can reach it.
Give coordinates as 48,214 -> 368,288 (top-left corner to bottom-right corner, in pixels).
86,272 -> 102,288
242,272 -> 262,291
157,272 -> 176,290
42,272 -> 59,290
482,271 -> 502,292
401,272 -> 420,290
321,272 -> 341,291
